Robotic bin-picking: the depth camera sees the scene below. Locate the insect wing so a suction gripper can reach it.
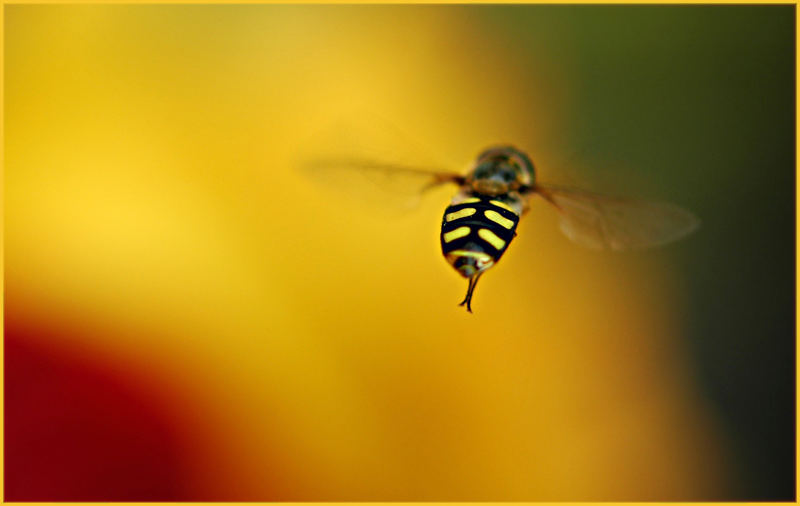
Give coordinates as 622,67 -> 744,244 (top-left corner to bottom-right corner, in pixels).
302,157 -> 463,210
534,184 -> 700,251
297,113 -> 463,212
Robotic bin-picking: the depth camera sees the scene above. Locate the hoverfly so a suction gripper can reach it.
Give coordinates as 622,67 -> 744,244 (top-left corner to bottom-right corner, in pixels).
306,144 -> 699,312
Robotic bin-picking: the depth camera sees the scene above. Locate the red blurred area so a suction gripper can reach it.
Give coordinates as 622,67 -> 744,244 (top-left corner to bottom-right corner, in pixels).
5,315 -> 186,500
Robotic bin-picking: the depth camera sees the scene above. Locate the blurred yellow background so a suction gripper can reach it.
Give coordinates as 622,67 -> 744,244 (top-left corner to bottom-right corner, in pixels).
6,5 -> 731,501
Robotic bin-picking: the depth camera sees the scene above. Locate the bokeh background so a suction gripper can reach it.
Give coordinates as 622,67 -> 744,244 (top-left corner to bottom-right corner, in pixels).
4,4 -> 794,501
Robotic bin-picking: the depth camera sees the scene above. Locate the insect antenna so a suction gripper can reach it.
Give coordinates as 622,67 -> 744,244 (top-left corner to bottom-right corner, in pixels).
458,272 -> 484,313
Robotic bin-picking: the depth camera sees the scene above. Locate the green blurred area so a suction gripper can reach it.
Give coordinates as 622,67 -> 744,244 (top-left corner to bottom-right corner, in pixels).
480,5 -> 794,500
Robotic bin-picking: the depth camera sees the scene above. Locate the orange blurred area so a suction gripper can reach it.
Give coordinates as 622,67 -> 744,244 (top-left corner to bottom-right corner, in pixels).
5,5 -> 729,500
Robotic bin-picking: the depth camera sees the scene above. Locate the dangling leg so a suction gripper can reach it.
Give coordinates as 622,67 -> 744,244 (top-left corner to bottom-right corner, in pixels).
458,271 -> 484,313
459,276 -> 475,307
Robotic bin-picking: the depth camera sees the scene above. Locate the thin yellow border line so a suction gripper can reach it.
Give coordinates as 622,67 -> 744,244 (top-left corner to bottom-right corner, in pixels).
0,3 -> 796,506
0,0 -> 797,3
2,1 -> 6,502
794,1 -> 800,501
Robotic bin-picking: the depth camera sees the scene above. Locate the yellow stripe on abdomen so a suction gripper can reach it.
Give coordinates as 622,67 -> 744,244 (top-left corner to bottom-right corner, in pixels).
445,208 -> 477,222
478,228 -> 506,250
484,209 -> 515,229
489,200 -> 516,213
443,226 -> 471,243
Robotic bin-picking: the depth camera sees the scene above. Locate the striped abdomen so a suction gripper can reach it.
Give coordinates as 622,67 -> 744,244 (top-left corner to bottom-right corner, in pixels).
440,196 -> 520,278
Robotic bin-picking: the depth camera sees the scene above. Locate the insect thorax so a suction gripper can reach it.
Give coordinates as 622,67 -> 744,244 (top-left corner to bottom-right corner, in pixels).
469,146 -> 536,191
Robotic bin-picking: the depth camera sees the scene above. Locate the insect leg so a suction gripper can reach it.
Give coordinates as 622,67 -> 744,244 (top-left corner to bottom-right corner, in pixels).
458,271 -> 484,313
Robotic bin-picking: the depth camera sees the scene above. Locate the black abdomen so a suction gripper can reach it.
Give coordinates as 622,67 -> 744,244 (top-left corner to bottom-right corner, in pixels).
440,196 -> 520,263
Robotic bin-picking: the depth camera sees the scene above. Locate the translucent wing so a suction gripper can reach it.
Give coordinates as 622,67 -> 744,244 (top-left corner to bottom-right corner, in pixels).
301,156 -> 464,210
534,184 -> 700,251
296,112 -> 464,211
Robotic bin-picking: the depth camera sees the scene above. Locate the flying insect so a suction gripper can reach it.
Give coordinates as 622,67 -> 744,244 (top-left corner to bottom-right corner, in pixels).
306,145 -> 699,312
